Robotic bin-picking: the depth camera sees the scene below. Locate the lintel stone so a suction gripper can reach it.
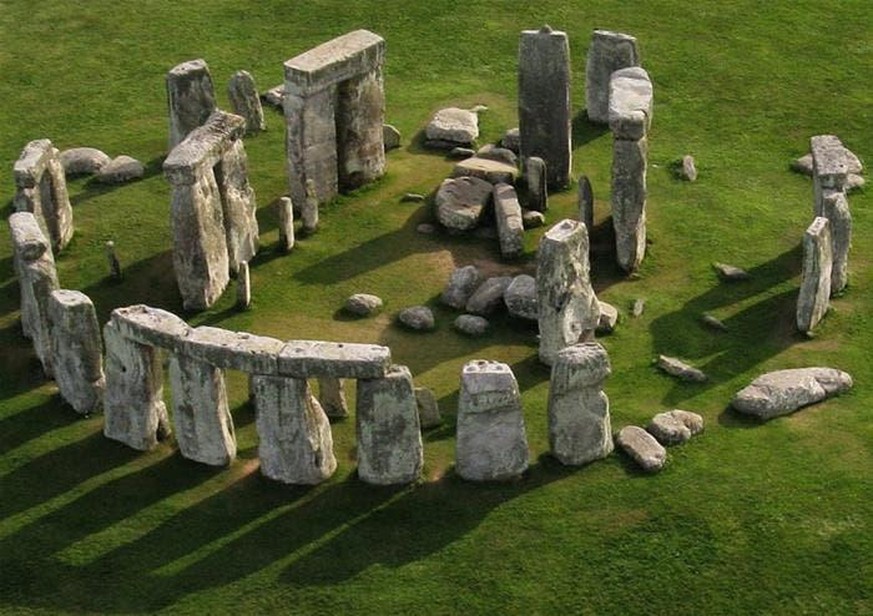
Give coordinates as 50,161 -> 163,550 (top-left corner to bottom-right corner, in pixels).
283,30 -> 385,96
278,340 -> 391,379
164,110 -> 247,185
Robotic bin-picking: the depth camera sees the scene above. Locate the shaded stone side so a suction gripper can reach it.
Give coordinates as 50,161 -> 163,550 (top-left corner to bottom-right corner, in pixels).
103,320 -> 171,451
356,365 -> 423,485
167,59 -> 217,148
253,375 -> 337,484
518,26 -> 571,188
284,86 -> 339,206
318,377 -> 349,418
611,136 -> 648,272
17,244 -> 60,376
216,138 -> 259,273
585,30 -> 640,124
820,189 -> 851,295
797,216 -> 832,334
13,139 -> 73,252
169,353 -> 236,466
336,69 -> 386,191
8,212 -> 56,344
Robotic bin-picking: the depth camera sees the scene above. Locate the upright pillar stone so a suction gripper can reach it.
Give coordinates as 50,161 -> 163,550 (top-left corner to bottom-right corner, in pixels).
284,30 -> 386,207
455,360 -> 529,481
518,26 -> 571,189
797,216 -> 833,334
228,70 -> 266,134
237,261 -> 251,309
318,377 -> 348,418
537,219 -> 601,366
356,365 -> 423,485
548,342 -> 613,465
278,196 -> 295,251
169,352 -> 236,466
524,156 -> 548,212
48,290 -> 105,414
820,190 -> 851,295
13,139 -> 73,252
167,59 -> 217,148
217,138 -> 259,273
585,30 -> 640,124
252,375 -> 337,484
103,320 -> 171,450
609,67 -> 653,273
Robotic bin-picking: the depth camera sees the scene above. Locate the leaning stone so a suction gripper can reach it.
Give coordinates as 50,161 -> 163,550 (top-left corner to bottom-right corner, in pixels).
110,305 -> 191,351
415,387 -> 442,428
503,274 -> 538,321
95,155 -> 144,184
253,375 -> 336,484
398,305 -> 435,331
317,377 -> 348,418
383,124 -> 401,150
611,136 -> 648,272
631,298 -> 646,317
493,183 -> 525,259
278,340 -> 391,379
578,175 -> 594,232
356,365 -> 423,485
524,156 -> 548,212
176,326 -> 284,374
586,30 -> 640,124
278,196 -> 295,251
167,58 -> 217,148
713,262 -> 750,281
656,355 -> 707,383
522,210 -> 545,229
608,67 -> 653,140
60,147 -> 111,176
701,314 -> 727,331
732,367 -> 853,420
646,410 -> 704,446
680,155 -> 698,181
13,139 -> 74,253
797,216 -> 832,334
345,293 -> 383,316
237,261 -> 251,309
454,314 -> 489,336
466,276 -> 512,316
48,290 -> 105,414
228,70 -> 265,134
435,176 -> 493,231
442,265 -> 482,309
615,425 -> 666,473
596,300 -> 619,334
501,127 -> 521,153
448,147 -> 476,159
425,107 -> 479,145
477,144 -> 518,167
261,84 -> 285,108
820,190 -> 851,295
456,360 -> 529,481
452,156 -> 520,185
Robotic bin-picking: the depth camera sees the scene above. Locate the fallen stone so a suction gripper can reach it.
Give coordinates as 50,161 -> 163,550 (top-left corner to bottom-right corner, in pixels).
452,156 -> 520,185
177,326 -> 285,374
454,314 -> 489,336
586,30 -> 640,124
278,340 -> 391,379
656,355 -> 707,383
596,300 -> 619,334
441,265 -> 483,309
228,70 -> 265,134
501,128 -> 520,153
608,67 -> 653,140
383,123 -> 401,150
466,276 -> 512,316
732,367 -> 853,420
701,314 -> 727,331
401,192 -> 425,202
477,144 -> 518,167
345,293 -> 383,316
493,183 -> 525,259
398,305 -> 436,331
646,410 -> 704,446
109,304 -> 190,352
503,274 -> 538,321
713,262 -> 750,281
415,387 -> 442,428
680,155 -> 698,181
237,261 -> 251,309
96,155 -> 144,184
448,146 -> 476,159
797,216 -> 832,334
435,176 -> 493,231
425,107 -> 479,145
261,84 -> 284,108
60,147 -> 111,176
522,210 -> 545,228
317,377 -> 348,418
524,156 -> 548,211
615,425 -> 666,473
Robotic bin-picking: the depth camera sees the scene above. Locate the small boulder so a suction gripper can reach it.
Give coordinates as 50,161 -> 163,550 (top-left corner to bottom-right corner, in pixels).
435,176 -> 493,231
383,124 -> 401,150
731,367 -> 853,420
522,210 -> 545,228
713,262 -> 750,281
848,174 -> 865,192
60,147 -> 111,176
504,274 -> 538,321
398,306 -> 435,331
656,355 -> 707,383
679,155 -> 698,181
501,128 -> 520,154
454,314 -> 489,336
596,300 -> 619,334
616,426 -> 666,473
425,107 -> 479,145
465,276 -> 512,315
646,410 -> 704,446
477,144 -> 518,167
345,293 -> 383,317
441,265 -> 483,309
415,387 -> 442,428
96,155 -> 144,184
452,156 -> 520,185
416,223 -> 436,235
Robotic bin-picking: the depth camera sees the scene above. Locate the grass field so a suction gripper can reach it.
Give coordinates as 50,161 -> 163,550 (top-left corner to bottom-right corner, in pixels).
1,1 -> 872,613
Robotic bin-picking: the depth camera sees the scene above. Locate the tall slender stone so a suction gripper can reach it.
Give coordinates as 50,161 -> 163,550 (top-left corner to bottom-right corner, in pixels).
317,377 -> 348,418
105,240 -> 122,280
455,360 -> 528,481
13,139 -> 73,252
356,365 -> 423,485
167,59 -> 217,148
253,375 -> 336,484
548,342 -> 613,465
217,138 -> 259,274
797,217 -> 833,334
48,290 -> 105,414
228,70 -> 265,134
518,26 -> 571,189
585,30 -> 640,124
278,196 -> 295,251
524,156 -> 548,212
820,190 -> 851,295
537,219 -> 600,366
302,179 -> 319,234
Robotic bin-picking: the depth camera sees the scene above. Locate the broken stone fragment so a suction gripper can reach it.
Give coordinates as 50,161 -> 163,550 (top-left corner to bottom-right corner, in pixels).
466,276 -> 512,316
615,425 -> 666,473
503,274 -> 538,321
228,70 -> 265,134
452,156 -> 520,185
524,156 -> 548,212
646,410 -> 704,446
493,183 -> 525,259
425,107 -> 479,145
383,124 -> 401,150
414,386 -> 442,428
731,367 -> 852,420
441,265 -> 483,310
501,128 -> 520,153
596,301 -> 619,334
713,262 -> 750,281
656,355 -> 707,383
345,293 -> 383,316
477,144 -> 518,167
60,147 -> 111,176
261,84 -> 284,108
680,155 -> 697,181
522,210 -> 545,228
454,314 -> 489,336
701,314 -> 727,331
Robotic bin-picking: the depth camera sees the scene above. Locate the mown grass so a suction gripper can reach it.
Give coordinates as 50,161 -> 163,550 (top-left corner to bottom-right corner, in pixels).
1,1 -> 872,613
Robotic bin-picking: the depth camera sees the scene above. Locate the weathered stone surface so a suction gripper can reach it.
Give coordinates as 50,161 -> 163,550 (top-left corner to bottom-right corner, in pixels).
456,360 -> 529,481
493,183 -> 525,259
612,136 -> 648,272
608,67 -> 653,140
17,247 -> 59,375
524,156 -> 548,212
110,305 -> 190,351
578,175 -> 594,232
656,355 -> 707,383
401,192 -> 425,203
518,26 -> 571,188
680,155 -> 697,181
278,340 -> 391,379
13,139 -> 73,253
477,144 -> 518,167
522,210 -> 545,228
631,298 -> 646,317
219,138 -> 260,273
701,314 -> 727,331
466,276 -> 512,316
441,265 -> 483,309
548,342 -> 614,466
616,425 -> 666,473
848,173 -> 865,191
48,290 -> 105,414
504,274 -> 538,321
586,30 -> 640,124
454,314 -> 489,336
237,261 -> 251,309
167,58 -> 217,148
646,410 -> 704,446
262,84 -> 284,108
797,216 -> 832,334
356,365 -> 423,485
228,70 -> 265,134
60,147 -> 111,176
713,262 -> 750,281
253,375 -> 336,484
425,107 -> 479,145
317,377 -> 348,418
398,305 -> 435,331
95,155 -> 144,184
537,219 -> 601,365
345,293 -> 383,316
164,111 -> 246,183
103,320 -> 171,451
414,386 -> 442,428
278,196 -> 295,251
452,156 -> 520,185
8,211 -> 49,262
435,176 -> 493,231
383,123 -> 401,150
732,367 -> 852,420
501,127 -> 521,153
819,190 -> 851,295
301,179 -> 319,234
596,300 -> 619,334
177,326 -> 284,374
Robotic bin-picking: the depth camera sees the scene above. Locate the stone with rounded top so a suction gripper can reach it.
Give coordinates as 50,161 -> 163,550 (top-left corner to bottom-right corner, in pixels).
646,410 -> 704,446
732,367 -> 852,420
616,425 -> 666,472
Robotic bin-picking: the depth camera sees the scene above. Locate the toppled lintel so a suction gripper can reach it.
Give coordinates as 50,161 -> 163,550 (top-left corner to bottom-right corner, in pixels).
163,110 -> 247,185
283,30 -> 385,96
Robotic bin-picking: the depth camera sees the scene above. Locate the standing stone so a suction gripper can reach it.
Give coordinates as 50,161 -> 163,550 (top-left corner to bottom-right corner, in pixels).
228,70 -> 265,134
166,59 -> 217,148
797,216 -> 833,334
13,139 -> 74,253
105,241 -> 122,280
103,320 -> 171,451
820,189 -> 851,295
318,377 -> 348,418
284,30 -> 386,207
680,155 -> 698,181
169,353 -> 236,466
356,365 -> 423,485
456,360 -> 529,481
253,375 -> 336,484
537,219 -> 601,366
48,290 -> 105,414
277,196 -> 295,251
585,30 -> 640,124
493,183 -> 525,259
811,134 -> 849,218
237,261 -> 251,309
383,123 -> 401,150
414,386 -> 442,428
301,179 -> 320,234
578,175 -> 594,232
518,26 -> 572,188
466,276 -> 512,316
441,265 -> 483,309
548,342 -> 613,466
524,156 -> 548,212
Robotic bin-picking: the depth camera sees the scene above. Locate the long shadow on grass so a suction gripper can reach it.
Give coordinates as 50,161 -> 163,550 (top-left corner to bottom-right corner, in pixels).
0,393 -> 80,456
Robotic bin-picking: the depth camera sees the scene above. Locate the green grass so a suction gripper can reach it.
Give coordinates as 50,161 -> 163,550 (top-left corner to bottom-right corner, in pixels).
2,1 -> 873,613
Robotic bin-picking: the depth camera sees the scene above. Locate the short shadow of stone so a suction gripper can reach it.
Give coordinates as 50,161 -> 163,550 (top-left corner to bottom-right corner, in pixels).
572,110 -> 610,148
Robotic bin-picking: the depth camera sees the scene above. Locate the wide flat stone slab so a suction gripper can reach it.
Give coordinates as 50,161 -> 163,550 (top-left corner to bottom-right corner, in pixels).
164,111 -> 247,185
425,107 -> 479,145
731,367 -> 852,420
177,327 -> 285,374
435,176 -> 493,231
452,157 -> 519,185
284,29 -> 385,95
278,340 -> 391,379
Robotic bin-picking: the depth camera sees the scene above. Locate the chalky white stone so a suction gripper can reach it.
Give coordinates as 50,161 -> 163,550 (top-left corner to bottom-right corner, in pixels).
811,134 -> 848,217
585,30 -> 640,124
646,410 -> 704,446
228,70 -> 265,134
13,139 -> 73,253
732,367 -> 852,420
608,67 -> 653,140
426,107 -> 479,144
797,216 -> 832,334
